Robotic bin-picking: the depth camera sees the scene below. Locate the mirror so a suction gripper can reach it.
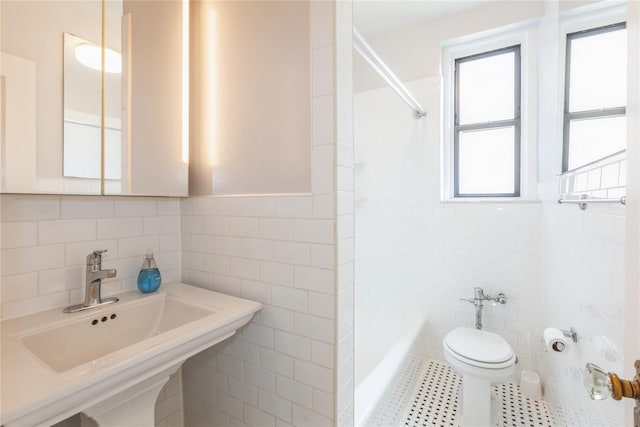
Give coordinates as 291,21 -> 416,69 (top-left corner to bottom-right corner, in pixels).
0,0 -> 188,196
63,32 -> 122,183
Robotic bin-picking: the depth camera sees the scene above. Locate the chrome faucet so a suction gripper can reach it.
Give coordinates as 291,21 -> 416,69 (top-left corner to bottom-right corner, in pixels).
460,287 -> 507,330
64,250 -> 118,313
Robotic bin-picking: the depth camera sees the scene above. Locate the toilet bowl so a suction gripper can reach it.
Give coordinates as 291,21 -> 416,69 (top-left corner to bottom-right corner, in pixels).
443,327 -> 516,427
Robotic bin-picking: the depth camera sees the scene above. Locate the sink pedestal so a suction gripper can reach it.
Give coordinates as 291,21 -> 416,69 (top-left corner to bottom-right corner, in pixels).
81,363 -> 179,427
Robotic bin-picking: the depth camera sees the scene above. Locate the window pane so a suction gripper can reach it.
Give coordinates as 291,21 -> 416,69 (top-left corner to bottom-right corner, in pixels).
568,116 -> 626,170
458,127 -> 515,195
569,27 -> 626,112
458,50 -> 515,125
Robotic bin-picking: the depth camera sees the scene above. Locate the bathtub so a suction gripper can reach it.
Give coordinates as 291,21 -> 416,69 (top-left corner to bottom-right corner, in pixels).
354,305 -> 428,426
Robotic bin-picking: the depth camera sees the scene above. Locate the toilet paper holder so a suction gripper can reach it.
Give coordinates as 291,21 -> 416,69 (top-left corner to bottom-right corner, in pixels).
561,327 -> 579,343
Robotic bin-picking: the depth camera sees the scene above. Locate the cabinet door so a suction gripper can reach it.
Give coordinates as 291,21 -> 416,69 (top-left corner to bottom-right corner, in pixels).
105,0 -> 188,196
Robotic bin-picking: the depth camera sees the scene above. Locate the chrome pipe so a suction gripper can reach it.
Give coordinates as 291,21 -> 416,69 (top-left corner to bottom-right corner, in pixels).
353,28 -> 426,119
557,195 -> 626,210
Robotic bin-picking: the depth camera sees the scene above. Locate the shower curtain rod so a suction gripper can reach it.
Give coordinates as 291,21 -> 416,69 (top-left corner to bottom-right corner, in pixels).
353,28 -> 426,119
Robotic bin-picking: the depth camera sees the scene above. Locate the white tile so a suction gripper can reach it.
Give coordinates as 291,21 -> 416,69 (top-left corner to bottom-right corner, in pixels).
294,266 -> 334,294
216,236 -> 243,257
1,273 -> 38,302
294,360 -> 333,393
311,341 -> 334,369
2,292 -> 69,319
243,197 -> 276,217
38,219 -> 96,244
243,238 -> 274,261
65,240 -> 118,266
312,389 -> 334,419
144,216 -> 179,235
228,217 -> 260,237
229,377 -> 258,406
310,244 -> 334,269
216,353 -> 244,379
1,245 -> 65,276
260,263 -> 294,287
39,266 -> 83,294
294,313 -> 334,343
311,145 -> 335,195
243,403 -> 275,427
292,404 -> 332,427
229,338 -> 261,365
1,196 -> 60,221
600,163 -> 620,189
261,348 -> 294,378
229,258 -> 260,280
313,195 -> 334,219
313,95 -> 335,147
337,166 -> 353,192
275,197 -> 313,218
241,280 -> 272,305
274,331 -> 311,360
118,236 -> 159,259
308,292 -> 334,319
271,285 -> 307,312
294,219 -> 334,244
244,363 -> 276,393
259,306 -> 294,332
191,197 -> 217,215
258,389 -> 292,423
274,241 -> 310,266
115,198 -> 157,217
1,222 -> 37,248
98,217 -> 143,239
61,197 -> 115,218
259,218 -> 294,241
243,323 -> 274,348
217,198 -> 244,216
157,199 -> 181,216
276,375 -> 313,409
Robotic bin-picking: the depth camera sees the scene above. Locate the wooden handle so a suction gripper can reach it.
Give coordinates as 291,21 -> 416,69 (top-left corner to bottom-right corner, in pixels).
610,373 -> 640,400
609,360 -> 640,401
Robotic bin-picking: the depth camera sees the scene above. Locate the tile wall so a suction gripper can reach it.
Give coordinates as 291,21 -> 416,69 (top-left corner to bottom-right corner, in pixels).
354,77 -> 544,376
178,2 -> 354,425
0,194 -> 183,426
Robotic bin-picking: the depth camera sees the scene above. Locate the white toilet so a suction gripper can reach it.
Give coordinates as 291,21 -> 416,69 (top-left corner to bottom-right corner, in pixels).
443,327 -> 516,427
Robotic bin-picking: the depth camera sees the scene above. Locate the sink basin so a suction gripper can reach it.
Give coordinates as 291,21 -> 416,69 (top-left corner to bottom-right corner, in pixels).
1,282 -> 261,426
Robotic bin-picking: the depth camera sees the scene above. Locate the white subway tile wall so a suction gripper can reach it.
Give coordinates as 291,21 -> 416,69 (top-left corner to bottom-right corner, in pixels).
181,195 -> 336,427
354,77 -> 625,425
354,78 -> 544,379
0,194 -> 184,426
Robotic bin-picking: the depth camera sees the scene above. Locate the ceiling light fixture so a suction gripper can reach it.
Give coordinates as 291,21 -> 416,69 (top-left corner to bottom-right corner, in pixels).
75,43 -> 122,74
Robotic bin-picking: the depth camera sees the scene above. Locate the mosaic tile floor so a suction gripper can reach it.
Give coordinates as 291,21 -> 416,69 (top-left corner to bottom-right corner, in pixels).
366,359 -> 558,427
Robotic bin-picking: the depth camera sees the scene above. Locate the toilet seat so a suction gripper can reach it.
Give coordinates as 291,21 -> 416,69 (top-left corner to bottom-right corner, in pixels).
443,327 -> 516,369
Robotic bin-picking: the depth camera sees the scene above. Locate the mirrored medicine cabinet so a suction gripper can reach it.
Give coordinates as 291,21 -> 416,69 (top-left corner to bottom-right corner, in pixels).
0,0 -> 188,196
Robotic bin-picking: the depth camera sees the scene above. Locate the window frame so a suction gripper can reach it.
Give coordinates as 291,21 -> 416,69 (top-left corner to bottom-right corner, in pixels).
453,44 -> 522,198
561,21 -> 627,173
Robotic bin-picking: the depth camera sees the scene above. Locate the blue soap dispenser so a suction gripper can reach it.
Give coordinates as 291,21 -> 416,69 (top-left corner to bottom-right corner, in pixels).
137,249 -> 161,293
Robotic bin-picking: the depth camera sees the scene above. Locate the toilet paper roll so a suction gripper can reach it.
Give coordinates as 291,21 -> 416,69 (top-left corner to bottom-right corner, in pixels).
544,327 -> 569,354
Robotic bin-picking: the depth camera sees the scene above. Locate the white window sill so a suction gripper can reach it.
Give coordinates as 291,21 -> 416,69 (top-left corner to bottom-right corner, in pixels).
440,198 -> 541,204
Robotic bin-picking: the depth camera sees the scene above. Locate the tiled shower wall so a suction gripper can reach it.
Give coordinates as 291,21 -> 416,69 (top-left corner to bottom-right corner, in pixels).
0,194 -> 184,426
354,77 -> 544,374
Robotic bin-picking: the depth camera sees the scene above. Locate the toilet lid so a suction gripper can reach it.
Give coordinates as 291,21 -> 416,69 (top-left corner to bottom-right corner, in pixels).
444,327 -> 514,364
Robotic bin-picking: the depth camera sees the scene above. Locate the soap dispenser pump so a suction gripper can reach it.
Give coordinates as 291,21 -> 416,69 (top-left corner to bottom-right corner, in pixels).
137,250 -> 161,293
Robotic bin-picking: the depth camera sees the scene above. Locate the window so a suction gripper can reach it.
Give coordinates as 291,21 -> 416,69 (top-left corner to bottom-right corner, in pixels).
454,45 -> 521,197
563,22 -> 626,172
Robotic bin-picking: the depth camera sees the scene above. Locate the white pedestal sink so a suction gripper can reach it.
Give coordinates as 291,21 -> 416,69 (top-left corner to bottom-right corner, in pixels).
0,282 -> 261,427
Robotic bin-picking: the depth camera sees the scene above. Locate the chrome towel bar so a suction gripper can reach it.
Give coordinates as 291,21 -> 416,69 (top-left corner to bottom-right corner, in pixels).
557,195 -> 626,210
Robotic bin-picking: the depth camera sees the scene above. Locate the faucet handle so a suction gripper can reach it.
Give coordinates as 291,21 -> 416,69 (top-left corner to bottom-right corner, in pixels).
87,249 -> 108,266
459,298 -> 475,304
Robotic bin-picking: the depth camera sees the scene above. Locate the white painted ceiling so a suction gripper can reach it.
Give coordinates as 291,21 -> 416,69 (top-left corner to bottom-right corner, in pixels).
354,0 -> 495,38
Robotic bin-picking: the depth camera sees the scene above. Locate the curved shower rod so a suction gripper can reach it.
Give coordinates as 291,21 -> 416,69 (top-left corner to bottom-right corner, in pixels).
353,28 -> 426,119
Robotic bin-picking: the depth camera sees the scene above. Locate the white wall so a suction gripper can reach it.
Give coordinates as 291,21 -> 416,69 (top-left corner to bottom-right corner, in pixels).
354,78 -> 543,375
353,1 -> 629,425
